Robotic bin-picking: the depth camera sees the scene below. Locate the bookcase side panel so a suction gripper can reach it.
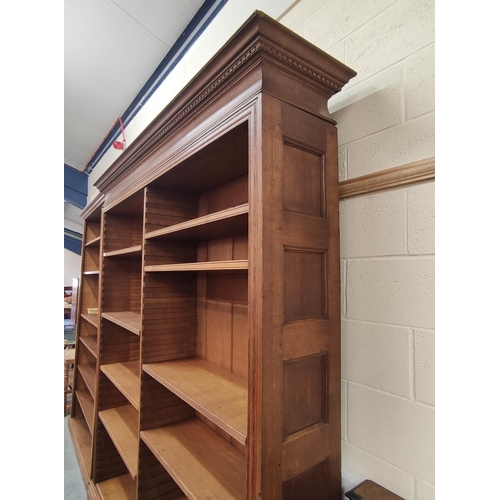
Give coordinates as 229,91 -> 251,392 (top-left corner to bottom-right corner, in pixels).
250,94 -> 342,499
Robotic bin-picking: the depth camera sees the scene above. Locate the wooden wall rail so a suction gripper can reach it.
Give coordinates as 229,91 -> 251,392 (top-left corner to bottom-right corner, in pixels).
339,157 -> 435,199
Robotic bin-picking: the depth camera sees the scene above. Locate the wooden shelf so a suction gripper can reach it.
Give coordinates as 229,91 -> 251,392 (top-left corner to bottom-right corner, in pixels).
68,416 -> 92,483
104,245 -> 142,258
141,418 -> 247,500
80,335 -> 98,357
145,260 -> 248,272
101,361 -> 140,409
75,389 -> 94,431
81,313 -> 99,328
102,311 -> 141,335
143,358 -> 248,445
86,236 -> 101,248
99,405 -> 139,479
96,474 -> 136,500
145,203 -> 249,242
78,363 -> 96,398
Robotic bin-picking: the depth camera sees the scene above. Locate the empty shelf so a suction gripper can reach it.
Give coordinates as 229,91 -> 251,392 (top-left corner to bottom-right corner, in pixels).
143,358 -> 247,445
80,335 -> 98,357
101,361 -> 140,409
141,418 -> 246,500
96,474 -> 136,500
104,245 -> 142,258
78,363 -> 96,398
145,204 -> 248,242
68,416 -> 92,482
99,405 -> 139,479
102,311 -> 141,335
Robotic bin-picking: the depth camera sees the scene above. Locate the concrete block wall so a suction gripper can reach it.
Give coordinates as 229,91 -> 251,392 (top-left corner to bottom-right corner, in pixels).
280,1 -> 435,499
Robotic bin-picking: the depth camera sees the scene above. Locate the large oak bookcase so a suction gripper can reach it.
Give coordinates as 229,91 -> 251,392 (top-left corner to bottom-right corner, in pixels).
69,11 -> 356,500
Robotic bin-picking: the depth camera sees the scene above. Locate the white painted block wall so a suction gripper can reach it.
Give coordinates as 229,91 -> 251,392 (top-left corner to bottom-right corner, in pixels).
280,1 -> 435,498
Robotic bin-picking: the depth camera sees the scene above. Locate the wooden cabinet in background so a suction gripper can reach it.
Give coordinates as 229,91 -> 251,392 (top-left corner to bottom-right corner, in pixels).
69,10 -> 356,500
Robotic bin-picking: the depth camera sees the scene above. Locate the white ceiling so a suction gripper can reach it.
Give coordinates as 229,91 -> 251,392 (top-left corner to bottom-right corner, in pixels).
64,0 -> 206,172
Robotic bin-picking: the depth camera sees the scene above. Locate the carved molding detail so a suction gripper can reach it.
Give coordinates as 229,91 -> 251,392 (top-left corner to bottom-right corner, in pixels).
260,44 -> 343,92
141,43 -> 261,156
120,42 -> 344,172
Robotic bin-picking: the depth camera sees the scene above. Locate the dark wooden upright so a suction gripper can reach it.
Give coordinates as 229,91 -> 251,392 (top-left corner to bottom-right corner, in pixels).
69,10 -> 356,500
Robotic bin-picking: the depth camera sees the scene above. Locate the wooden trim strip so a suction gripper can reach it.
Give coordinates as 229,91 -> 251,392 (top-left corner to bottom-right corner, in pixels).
339,157 -> 435,199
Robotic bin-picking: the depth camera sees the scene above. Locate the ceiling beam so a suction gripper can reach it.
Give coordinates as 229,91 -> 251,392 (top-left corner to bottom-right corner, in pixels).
64,164 -> 88,209
64,228 -> 83,255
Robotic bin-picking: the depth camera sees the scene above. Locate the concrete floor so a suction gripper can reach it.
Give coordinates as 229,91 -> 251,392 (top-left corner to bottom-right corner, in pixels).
64,416 -> 87,500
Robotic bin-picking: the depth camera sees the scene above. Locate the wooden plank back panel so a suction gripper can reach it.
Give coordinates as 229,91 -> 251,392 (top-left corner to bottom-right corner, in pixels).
79,318 -> 97,338
98,373 -> 130,411
204,300 -> 232,371
86,220 -> 101,242
81,275 -> 99,312
206,273 -> 248,304
198,298 -> 250,380
101,258 -> 142,313
232,303 -> 249,379
100,322 -> 140,365
202,175 -> 249,215
72,397 -> 85,424
142,273 -> 197,364
143,241 -> 197,266
78,341 -> 96,366
74,372 -> 92,401
207,237 -> 233,261
140,373 -> 194,431
104,213 -> 144,251
94,419 -> 129,484
233,235 -> 248,260
137,441 -> 185,500
147,121 -> 249,197
144,186 -> 198,234
84,246 -> 100,272
196,221 -> 249,376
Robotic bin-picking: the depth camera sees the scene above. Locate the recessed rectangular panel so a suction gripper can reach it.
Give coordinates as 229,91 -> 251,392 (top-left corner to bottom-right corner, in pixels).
284,250 -> 325,322
282,460 -> 328,500
283,144 -> 324,217
283,354 -> 327,437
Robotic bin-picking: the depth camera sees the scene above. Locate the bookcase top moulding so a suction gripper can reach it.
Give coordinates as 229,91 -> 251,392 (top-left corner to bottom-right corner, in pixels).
94,10 -> 357,196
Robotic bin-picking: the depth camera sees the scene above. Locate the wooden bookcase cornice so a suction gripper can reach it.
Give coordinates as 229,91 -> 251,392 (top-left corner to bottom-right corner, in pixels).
80,192 -> 104,220
93,10 -> 356,195
339,157 -> 435,199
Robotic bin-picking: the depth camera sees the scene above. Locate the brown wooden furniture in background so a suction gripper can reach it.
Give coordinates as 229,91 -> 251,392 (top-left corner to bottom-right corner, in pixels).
68,10 -> 355,499
65,348 -> 76,415
345,480 -> 405,500
64,286 -> 72,319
